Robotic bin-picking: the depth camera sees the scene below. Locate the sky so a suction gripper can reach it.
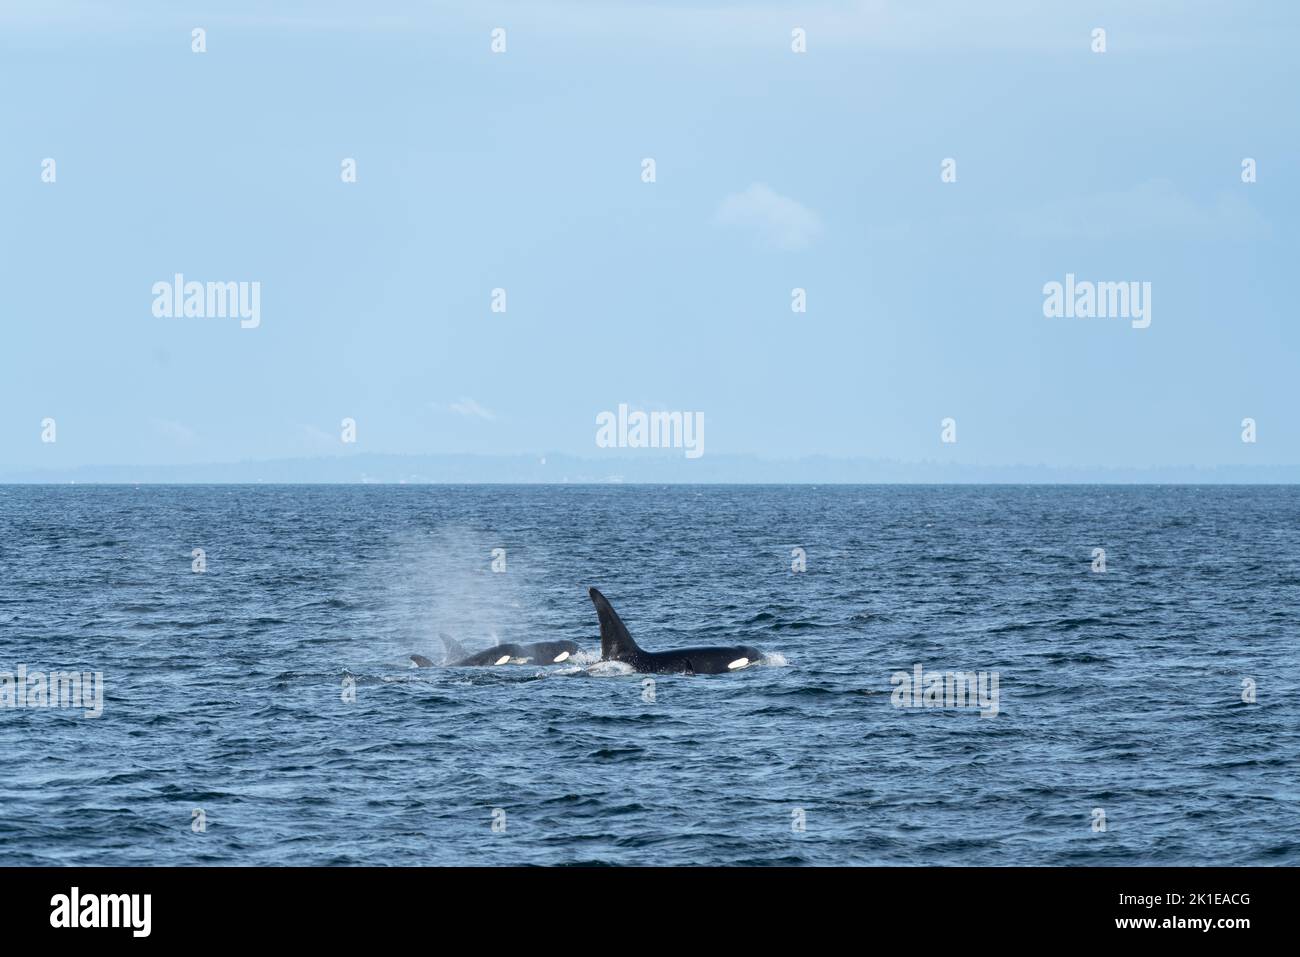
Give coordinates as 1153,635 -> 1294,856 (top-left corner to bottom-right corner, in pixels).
1,0 -> 1297,478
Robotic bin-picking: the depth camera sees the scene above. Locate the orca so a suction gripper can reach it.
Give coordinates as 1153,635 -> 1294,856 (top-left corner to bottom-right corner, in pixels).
588,587 -> 764,674
410,633 -> 580,668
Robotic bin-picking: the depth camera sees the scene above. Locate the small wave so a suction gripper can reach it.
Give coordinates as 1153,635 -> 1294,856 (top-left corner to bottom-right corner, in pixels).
588,746 -> 646,761
1039,652 -> 1112,665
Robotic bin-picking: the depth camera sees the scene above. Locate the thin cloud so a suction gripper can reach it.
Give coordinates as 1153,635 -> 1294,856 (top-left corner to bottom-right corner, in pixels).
449,398 -> 497,421
297,423 -> 337,448
715,183 -> 823,250
867,179 -> 1270,243
151,419 -> 196,445
1011,179 -> 1271,242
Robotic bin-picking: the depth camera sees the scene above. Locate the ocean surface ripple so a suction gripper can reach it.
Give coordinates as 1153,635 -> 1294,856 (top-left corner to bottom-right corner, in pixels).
1,484 -> 1297,865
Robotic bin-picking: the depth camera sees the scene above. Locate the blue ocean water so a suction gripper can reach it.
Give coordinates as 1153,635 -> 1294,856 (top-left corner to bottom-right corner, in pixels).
0,484 -> 1296,866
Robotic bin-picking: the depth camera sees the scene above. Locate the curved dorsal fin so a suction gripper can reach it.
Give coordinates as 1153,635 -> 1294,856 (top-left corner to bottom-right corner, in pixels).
588,587 -> 643,660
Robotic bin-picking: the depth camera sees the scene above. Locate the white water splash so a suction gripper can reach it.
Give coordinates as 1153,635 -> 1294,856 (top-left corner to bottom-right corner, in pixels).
584,660 -> 636,677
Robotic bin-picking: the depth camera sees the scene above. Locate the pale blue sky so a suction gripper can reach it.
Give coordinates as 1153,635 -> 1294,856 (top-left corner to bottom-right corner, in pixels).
2,0 -> 1297,475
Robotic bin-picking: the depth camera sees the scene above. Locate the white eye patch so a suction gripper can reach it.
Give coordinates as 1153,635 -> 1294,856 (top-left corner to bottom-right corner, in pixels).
493,654 -> 511,666
727,657 -> 750,670
553,651 -> 570,663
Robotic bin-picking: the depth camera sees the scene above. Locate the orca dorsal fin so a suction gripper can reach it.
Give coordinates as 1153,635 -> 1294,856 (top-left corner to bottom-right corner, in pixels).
588,587 -> 643,660
439,633 -> 468,664
410,654 -> 436,668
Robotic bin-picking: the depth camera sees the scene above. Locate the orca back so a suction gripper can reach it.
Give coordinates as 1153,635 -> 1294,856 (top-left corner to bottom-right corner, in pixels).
522,639 -> 580,662
642,646 -> 764,675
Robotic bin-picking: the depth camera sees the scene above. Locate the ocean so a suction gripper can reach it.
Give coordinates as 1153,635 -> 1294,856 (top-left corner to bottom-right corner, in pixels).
1,484 -> 1296,865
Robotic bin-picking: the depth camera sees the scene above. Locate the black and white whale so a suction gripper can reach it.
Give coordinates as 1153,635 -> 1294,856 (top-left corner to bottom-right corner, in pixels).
588,587 -> 764,674
410,633 -> 580,668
